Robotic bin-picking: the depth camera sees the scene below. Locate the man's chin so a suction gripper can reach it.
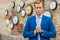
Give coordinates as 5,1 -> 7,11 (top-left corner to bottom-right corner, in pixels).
37,14 -> 41,16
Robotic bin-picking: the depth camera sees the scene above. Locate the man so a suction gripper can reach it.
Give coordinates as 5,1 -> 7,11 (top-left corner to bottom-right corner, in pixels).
23,0 -> 56,40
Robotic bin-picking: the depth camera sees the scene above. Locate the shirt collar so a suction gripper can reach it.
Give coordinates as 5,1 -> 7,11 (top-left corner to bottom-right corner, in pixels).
36,14 -> 42,18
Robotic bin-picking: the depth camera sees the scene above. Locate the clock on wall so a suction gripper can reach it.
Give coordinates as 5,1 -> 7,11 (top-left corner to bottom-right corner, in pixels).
43,10 -> 51,17
49,0 -> 58,10
21,10 -> 26,17
6,13 -> 12,20
16,6 -> 21,13
13,16 -> 19,25
20,1 -> 25,8
4,10 -> 8,16
5,19 -> 10,25
19,0 -> 22,2
10,1 -> 15,8
8,23 -> 14,30
25,4 -> 33,16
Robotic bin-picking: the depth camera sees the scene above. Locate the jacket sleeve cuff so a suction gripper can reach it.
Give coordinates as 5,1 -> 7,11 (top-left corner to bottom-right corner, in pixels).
34,30 -> 36,35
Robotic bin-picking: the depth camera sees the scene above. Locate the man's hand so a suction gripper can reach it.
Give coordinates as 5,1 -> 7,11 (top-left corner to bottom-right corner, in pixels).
36,26 -> 42,33
34,26 -> 42,34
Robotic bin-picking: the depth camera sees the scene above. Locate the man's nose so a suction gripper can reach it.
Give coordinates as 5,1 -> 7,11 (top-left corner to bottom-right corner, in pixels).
38,9 -> 40,11
37,10 -> 39,13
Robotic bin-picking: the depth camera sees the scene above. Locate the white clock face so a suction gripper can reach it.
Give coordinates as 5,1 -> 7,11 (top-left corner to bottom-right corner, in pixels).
5,19 -> 10,25
20,1 -> 25,7
21,10 -> 26,17
10,2 -> 15,8
17,6 -> 21,12
26,5 -> 32,15
13,16 -> 19,24
8,23 -> 13,29
43,11 -> 51,17
19,0 -> 23,2
50,1 -> 57,9
4,10 -> 8,16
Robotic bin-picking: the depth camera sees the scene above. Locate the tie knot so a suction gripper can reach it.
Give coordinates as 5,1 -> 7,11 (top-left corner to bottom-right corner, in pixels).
37,16 -> 41,19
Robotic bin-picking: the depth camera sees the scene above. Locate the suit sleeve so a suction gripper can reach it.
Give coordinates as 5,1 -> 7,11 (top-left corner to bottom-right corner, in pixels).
23,18 -> 35,38
41,18 -> 56,38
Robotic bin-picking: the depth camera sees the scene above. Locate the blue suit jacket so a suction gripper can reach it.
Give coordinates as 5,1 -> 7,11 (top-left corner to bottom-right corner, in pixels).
23,15 -> 56,40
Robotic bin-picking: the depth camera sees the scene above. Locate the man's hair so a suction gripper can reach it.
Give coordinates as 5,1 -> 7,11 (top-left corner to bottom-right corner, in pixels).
34,0 -> 44,7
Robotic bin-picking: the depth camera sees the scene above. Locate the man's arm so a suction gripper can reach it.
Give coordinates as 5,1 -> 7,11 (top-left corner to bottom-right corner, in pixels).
41,18 -> 56,38
23,18 -> 36,38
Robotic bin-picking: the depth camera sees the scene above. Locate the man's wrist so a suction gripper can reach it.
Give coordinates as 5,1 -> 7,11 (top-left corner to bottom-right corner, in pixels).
41,30 -> 44,33
41,30 -> 44,36
34,30 -> 36,35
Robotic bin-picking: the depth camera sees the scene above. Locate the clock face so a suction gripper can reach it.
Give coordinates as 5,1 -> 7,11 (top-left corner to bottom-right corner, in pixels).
43,11 -> 51,17
5,19 -> 10,25
20,1 -> 25,8
21,10 -> 26,17
26,5 -> 33,16
8,23 -> 14,29
13,16 -> 19,24
19,0 -> 23,2
4,10 -> 8,16
10,1 -> 15,8
17,6 -> 21,12
49,1 -> 57,10
6,14 -> 11,20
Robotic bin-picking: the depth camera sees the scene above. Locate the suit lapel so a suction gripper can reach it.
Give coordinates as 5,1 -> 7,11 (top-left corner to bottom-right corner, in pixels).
34,15 -> 37,28
34,15 -> 45,28
41,15 -> 44,27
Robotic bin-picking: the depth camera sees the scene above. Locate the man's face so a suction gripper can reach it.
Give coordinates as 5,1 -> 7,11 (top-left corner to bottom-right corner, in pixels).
34,3 -> 43,16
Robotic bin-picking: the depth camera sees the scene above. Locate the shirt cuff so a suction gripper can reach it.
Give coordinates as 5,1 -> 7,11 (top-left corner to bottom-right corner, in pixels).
34,30 -> 36,35
41,30 -> 44,35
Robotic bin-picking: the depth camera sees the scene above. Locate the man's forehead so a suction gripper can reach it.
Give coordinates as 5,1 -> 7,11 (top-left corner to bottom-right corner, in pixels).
35,3 -> 43,7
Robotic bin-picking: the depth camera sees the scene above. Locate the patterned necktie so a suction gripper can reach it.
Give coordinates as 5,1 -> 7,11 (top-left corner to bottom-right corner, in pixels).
37,16 -> 41,40
37,17 -> 41,26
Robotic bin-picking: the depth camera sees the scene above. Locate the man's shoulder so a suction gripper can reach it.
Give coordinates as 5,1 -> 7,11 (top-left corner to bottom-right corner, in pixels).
28,15 -> 35,19
43,15 -> 51,19
27,15 -> 35,21
43,15 -> 52,21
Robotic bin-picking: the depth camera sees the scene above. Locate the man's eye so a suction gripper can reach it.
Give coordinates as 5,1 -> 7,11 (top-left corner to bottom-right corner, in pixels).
36,7 -> 42,9
39,7 -> 41,9
36,7 -> 38,9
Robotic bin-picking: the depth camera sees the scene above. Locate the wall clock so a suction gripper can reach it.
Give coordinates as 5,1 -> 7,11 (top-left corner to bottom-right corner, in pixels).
5,19 -> 10,25
19,0 -> 22,2
4,10 -> 8,16
17,6 -> 21,13
43,11 -> 51,17
8,23 -> 14,29
13,16 -> 19,24
20,1 -> 25,8
6,14 -> 11,20
10,1 -> 15,8
21,10 -> 26,17
25,4 -> 33,16
49,0 -> 58,10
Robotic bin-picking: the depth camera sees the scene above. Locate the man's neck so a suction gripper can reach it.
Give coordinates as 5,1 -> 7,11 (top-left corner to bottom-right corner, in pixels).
36,14 -> 42,18
36,14 -> 42,17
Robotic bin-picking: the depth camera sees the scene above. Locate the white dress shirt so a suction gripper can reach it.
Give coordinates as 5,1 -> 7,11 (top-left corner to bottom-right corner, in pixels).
36,15 -> 42,40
